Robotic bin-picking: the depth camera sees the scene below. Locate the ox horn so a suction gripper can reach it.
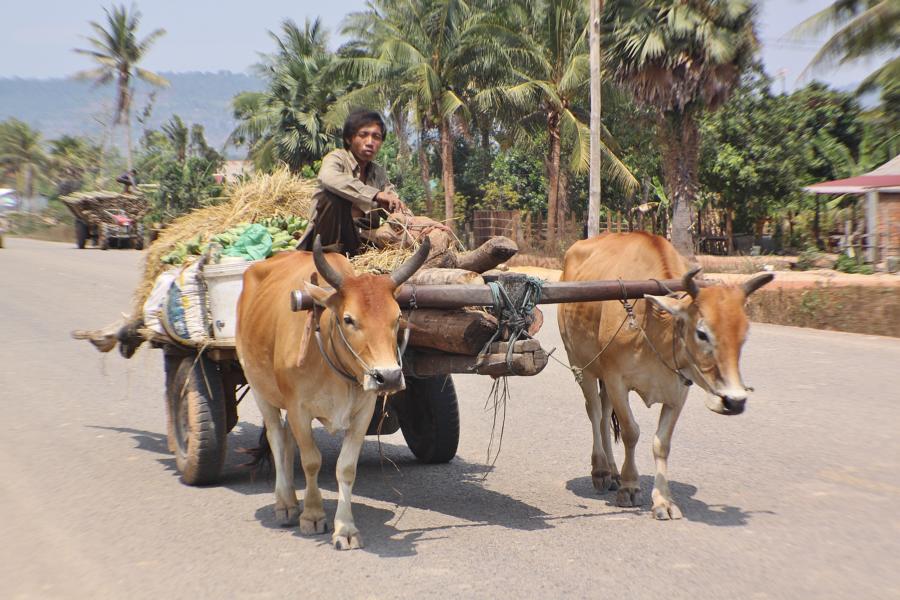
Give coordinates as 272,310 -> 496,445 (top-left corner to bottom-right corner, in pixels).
682,266 -> 702,298
742,272 -> 775,297
390,238 -> 432,287
312,235 -> 344,289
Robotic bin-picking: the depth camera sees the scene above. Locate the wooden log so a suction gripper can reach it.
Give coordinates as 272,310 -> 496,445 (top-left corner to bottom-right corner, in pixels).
402,342 -> 549,377
406,308 -> 498,355
455,236 -> 518,273
407,268 -> 484,286
291,278 -> 708,311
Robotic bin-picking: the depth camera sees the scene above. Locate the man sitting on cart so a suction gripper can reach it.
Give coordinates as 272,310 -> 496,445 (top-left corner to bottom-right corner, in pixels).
296,109 -> 407,256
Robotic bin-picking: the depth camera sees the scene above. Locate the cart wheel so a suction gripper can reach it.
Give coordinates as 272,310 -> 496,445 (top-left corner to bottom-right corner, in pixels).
166,354 -> 227,485
75,219 -> 88,249
99,224 -> 110,250
394,375 -> 459,463
133,224 -> 145,250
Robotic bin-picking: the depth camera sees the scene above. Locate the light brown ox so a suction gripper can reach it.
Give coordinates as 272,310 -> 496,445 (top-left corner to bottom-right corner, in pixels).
236,237 -> 430,549
557,232 -> 772,519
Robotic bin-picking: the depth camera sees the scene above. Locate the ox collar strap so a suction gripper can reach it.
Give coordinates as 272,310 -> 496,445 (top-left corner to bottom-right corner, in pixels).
312,303 -> 357,384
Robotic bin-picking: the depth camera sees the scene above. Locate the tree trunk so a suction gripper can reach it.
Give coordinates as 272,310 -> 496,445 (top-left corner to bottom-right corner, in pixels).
23,164 -> 34,199
407,309 -> 498,355
725,208 -> 734,255
588,0 -> 604,238
557,168 -> 569,240
439,118 -> 455,231
417,128 -> 434,217
659,112 -> 699,261
546,111 -> 561,247
122,82 -> 134,174
391,105 -> 410,164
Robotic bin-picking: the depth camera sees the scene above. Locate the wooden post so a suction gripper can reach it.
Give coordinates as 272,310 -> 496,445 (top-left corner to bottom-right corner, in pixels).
866,190 -> 879,263
606,211 -> 611,232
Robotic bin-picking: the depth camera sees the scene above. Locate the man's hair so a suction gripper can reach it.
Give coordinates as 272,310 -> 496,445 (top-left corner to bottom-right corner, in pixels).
342,109 -> 386,149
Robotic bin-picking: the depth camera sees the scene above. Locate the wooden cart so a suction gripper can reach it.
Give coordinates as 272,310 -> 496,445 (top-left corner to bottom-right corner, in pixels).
148,272 -> 693,485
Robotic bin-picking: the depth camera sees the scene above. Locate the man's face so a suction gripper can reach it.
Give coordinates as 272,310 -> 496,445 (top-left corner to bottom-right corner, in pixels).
348,123 -> 384,164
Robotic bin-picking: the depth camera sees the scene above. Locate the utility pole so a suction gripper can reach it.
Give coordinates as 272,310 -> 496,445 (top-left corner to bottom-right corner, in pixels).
588,0 -> 604,238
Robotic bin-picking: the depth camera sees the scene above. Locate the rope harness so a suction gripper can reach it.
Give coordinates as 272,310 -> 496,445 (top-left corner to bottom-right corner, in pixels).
555,280 -> 695,388
312,301 -> 410,386
478,276 -> 544,375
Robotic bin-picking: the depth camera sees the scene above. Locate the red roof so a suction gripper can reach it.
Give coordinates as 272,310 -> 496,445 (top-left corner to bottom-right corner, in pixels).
805,155 -> 900,194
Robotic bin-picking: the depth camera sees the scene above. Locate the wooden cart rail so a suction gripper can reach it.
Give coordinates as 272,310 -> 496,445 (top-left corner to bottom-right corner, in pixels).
291,276 -> 700,313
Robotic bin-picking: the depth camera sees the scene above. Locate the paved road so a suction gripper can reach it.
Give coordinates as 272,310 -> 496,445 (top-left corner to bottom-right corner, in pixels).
2,237 -> 899,600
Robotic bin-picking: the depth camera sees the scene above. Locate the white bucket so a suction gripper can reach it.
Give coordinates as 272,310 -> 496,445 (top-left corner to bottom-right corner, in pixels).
203,259 -> 259,340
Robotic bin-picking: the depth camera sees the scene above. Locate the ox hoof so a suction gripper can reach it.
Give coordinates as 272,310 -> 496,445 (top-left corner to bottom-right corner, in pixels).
592,472 -> 621,493
333,533 -> 364,551
299,516 -> 328,535
616,487 -> 641,508
652,502 -> 683,521
276,505 -> 300,527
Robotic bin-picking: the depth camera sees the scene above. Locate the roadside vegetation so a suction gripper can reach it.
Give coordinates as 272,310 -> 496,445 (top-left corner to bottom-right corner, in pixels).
0,0 -> 896,261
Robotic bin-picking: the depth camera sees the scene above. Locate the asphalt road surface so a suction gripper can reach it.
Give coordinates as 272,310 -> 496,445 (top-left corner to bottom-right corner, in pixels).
2,237 -> 899,600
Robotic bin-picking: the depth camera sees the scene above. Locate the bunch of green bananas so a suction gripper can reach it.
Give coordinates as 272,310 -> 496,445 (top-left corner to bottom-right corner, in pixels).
160,216 -> 308,265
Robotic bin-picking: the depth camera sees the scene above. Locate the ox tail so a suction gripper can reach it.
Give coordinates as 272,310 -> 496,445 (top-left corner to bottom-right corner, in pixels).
611,410 -> 621,443
237,426 -> 274,479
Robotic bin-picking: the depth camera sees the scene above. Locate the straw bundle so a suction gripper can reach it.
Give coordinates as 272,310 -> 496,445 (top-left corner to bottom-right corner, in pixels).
132,168 -> 315,313
349,245 -> 414,274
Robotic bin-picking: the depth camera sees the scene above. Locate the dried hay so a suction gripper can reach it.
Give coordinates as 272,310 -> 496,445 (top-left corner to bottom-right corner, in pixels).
132,168 -> 315,313
349,245 -> 414,274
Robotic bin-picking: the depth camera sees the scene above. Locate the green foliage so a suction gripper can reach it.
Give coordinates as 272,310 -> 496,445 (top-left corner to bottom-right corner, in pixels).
137,116 -> 223,222
0,118 -> 49,197
835,253 -> 874,274
232,19 -> 343,173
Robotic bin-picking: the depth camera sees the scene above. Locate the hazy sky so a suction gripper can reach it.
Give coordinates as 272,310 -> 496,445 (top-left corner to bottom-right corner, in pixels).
0,0 -> 884,90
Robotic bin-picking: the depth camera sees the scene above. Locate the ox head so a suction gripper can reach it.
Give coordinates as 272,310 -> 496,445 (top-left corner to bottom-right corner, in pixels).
304,236 -> 431,393
644,268 -> 773,416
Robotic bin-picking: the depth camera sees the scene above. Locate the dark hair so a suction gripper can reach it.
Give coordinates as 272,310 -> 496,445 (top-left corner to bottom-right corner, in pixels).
342,109 -> 386,149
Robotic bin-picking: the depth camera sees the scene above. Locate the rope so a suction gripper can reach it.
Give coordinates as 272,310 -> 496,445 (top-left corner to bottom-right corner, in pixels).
477,276 -> 544,375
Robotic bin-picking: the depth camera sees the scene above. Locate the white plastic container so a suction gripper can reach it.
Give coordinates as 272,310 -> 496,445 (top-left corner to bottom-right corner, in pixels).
203,259 -> 258,340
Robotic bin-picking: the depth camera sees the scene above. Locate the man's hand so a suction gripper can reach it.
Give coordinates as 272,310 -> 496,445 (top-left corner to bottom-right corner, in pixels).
375,191 -> 406,214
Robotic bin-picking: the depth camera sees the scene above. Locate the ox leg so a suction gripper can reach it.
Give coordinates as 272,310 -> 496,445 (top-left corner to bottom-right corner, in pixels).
606,380 -> 641,508
256,400 -> 299,526
651,398 -> 685,520
581,375 -> 619,492
332,396 -> 376,551
288,412 -> 327,535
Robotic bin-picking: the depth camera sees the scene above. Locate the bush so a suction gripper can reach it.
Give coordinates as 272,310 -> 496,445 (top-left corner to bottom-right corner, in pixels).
835,253 -> 874,275
795,247 -> 828,271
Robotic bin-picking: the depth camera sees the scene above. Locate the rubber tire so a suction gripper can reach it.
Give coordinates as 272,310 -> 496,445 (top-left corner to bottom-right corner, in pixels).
168,354 -> 227,485
133,224 -> 144,250
395,375 -> 460,463
99,224 -> 109,251
75,219 -> 88,249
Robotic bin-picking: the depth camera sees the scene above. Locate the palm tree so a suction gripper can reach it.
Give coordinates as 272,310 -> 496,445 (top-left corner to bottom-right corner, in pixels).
793,0 -> 899,92
48,135 -> 103,194
0,119 -> 49,199
474,0 -> 637,243
604,0 -> 757,258
341,0 -> 478,231
232,18 -> 341,173
74,4 -> 168,173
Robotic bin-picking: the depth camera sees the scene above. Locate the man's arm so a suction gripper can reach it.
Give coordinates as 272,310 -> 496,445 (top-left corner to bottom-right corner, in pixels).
318,152 -> 380,213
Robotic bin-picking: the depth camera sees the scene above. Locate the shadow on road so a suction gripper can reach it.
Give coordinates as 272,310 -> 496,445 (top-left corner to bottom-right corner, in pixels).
566,475 -> 767,527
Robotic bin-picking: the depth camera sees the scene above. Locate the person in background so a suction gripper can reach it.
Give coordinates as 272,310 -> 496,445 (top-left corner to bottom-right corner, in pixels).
297,109 -> 406,256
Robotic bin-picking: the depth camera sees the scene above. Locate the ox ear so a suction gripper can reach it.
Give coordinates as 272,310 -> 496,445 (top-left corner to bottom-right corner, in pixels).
304,281 -> 340,311
644,294 -> 688,320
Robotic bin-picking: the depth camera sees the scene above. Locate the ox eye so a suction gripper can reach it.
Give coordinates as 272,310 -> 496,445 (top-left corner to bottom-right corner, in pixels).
696,329 -> 710,343
343,315 -> 355,326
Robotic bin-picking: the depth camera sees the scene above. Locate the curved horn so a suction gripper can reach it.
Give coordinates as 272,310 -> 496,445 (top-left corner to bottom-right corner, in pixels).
312,235 -> 344,289
742,272 -> 774,297
390,238 -> 432,287
682,266 -> 702,298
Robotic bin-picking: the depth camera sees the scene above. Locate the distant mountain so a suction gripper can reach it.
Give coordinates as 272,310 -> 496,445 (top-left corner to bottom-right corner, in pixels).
0,71 -> 264,155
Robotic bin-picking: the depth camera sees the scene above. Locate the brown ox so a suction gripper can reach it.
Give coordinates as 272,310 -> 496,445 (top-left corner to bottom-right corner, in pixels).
236,237 -> 430,549
557,232 -> 772,519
